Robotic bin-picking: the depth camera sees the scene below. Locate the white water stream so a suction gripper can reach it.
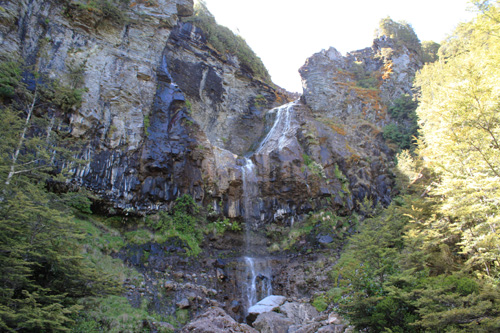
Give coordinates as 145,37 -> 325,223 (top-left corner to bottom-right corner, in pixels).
240,101 -> 299,311
256,101 -> 298,154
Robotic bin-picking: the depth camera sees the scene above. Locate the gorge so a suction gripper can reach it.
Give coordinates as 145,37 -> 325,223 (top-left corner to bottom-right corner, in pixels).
2,0 -> 499,332
0,0 -> 418,329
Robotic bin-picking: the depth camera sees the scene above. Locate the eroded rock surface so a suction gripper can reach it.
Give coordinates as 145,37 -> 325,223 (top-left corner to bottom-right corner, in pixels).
247,295 -> 287,323
181,307 -> 258,333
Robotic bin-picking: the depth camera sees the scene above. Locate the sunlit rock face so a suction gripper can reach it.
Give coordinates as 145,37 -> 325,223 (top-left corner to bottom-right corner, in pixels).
0,0 -> 420,219
164,21 -> 288,157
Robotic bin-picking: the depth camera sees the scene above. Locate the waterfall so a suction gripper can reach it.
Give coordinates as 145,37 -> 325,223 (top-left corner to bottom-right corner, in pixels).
241,157 -> 271,310
244,256 -> 272,308
256,101 -> 298,154
241,157 -> 258,228
240,100 -> 299,312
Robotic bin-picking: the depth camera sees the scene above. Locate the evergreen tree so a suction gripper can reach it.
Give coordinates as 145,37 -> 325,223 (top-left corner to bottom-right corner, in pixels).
0,62 -> 118,331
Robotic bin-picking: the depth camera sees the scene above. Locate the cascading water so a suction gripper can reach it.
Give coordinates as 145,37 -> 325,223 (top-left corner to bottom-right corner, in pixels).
244,256 -> 273,308
241,157 -> 272,311
239,101 -> 299,313
256,101 -> 298,154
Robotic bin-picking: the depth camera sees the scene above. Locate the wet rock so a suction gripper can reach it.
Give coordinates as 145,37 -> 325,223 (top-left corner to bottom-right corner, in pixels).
181,307 -> 257,333
252,311 -> 293,333
214,258 -> 226,269
216,268 -> 227,281
288,322 -> 322,333
230,300 -> 242,314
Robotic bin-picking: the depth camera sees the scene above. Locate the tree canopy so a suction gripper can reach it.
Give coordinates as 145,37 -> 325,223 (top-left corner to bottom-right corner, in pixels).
332,2 -> 500,331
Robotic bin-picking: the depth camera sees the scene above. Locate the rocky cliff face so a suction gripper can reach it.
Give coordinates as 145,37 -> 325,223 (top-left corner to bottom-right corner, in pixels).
1,1 -> 424,328
0,0 -> 421,222
0,0 -> 289,214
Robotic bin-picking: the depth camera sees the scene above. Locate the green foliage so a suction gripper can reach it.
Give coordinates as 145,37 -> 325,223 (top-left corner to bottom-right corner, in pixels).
175,308 -> 190,325
185,99 -> 192,112
253,94 -> 267,108
350,61 -> 379,89
147,194 -> 204,256
42,81 -> 85,112
65,0 -> 130,25
383,94 -> 419,151
331,6 -> 500,328
124,228 -> 153,245
272,209 -> 354,252
72,296 -> 161,333
0,60 -> 22,99
184,1 -> 272,83
312,295 -> 328,312
415,1 -> 500,281
333,164 -> 350,194
302,154 -> 326,179
0,59 -> 85,113
0,175 -> 120,332
207,218 -> 241,236
377,17 -> 422,54
62,191 -> 93,214
0,61 -> 119,331
421,40 -> 440,63
67,59 -> 87,89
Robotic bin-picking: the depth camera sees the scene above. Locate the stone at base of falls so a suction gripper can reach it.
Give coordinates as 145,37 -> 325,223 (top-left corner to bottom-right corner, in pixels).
249,300 -> 352,333
316,324 -> 349,333
253,312 -> 293,333
246,295 -> 287,324
279,301 -> 319,325
181,307 -> 257,333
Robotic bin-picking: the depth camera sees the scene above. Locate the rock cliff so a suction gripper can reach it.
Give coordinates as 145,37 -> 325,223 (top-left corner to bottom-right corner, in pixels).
0,0 -> 421,222
0,0 -> 424,328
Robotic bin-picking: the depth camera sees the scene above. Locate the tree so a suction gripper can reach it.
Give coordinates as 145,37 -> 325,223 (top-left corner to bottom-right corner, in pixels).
333,3 -> 500,331
415,1 -> 500,280
421,40 -> 440,63
376,17 -> 422,54
0,61 -> 118,331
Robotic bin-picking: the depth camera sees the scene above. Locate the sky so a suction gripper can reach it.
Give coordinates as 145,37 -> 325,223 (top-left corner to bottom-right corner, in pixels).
202,0 -> 476,92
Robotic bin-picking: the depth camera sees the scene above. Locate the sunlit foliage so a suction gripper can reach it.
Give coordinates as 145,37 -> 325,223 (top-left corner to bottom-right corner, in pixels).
331,2 -> 500,331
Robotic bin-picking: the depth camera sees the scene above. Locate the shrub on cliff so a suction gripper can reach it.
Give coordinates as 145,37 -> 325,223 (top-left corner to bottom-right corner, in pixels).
147,194 -> 205,256
63,0 -> 130,25
421,40 -> 440,63
376,17 -> 422,54
383,94 -> 419,152
184,1 -> 272,83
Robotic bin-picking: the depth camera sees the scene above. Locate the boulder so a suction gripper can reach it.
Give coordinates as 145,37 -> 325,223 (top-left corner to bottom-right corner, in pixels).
252,312 -> 293,333
328,312 -> 344,325
288,322 -> 321,333
176,298 -> 190,309
181,307 -> 257,333
279,301 -> 320,325
316,324 -> 348,332
247,295 -> 287,323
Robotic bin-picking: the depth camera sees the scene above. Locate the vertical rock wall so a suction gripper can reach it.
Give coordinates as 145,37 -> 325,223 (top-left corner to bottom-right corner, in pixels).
0,0 -> 421,220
